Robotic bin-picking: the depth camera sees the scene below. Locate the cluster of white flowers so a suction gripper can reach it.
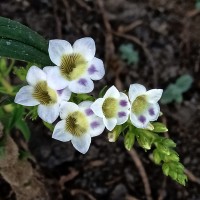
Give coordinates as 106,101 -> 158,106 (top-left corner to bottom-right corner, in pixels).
14,37 -> 163,154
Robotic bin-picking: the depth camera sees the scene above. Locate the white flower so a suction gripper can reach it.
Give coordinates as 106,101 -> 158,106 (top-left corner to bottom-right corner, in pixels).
14,66 -> 71,123
128,83 -> 163,128
52,101 -> 105,154
91,86 -> 130,131
46,37 -> 105,93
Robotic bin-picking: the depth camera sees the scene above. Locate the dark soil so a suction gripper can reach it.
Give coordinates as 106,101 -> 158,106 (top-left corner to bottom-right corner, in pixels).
1,0 -> 200,199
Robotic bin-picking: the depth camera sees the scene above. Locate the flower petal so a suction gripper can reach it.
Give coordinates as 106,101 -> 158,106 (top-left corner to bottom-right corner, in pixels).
43,66 -> 68,90
59,102 -> 79,119
103,117 -> 117,131
146,103 -> 160,121
117,111 -> 129,125
37,103 -> 59,123
146,89 -> 163,104
104,86 -> 120,99
130,113 -> 149,129
71,134 -> 91,154
118,92 -> 130,110
73,37 -> 96,61
52,120 -> 72,142
48,39 -> 73,66
68,77 -> 94,93
57,87 -> 71,102
90,98 -> 104,118
14,86 -> 39,106
87,57 -> 105,80
26,66 -> 46,86
129,84 -> 146,102
89,117 -> 105,137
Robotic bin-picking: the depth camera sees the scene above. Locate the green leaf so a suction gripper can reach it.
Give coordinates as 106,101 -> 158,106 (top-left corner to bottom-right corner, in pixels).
162,162 -> 170,176
0,17 -> 48,53
151,122 -> 168,133
153,149 -> 162,164
124,130 -> 135,150
6,105 -> 24,131
157,143 -> 170,155
161,84 -> 182,104
162,138 -> 176,148
0,17 -> 53,66
43,121 -> 54,132
0,39 -> 52,66
13,66 -> 28,81
175,75 -> 193,93
15,119 -> 31,141
108,125 -> 122,142
119,44 -> 139,65
99,85 -> 108,98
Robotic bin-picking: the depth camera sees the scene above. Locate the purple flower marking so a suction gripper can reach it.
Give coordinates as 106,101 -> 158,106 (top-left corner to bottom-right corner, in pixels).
120,100 -> 127,107
149,108 -> 155,116
57,89 -> 64,95
88,65 -> 97,75
91,121 -> 99,129
85,108 -> 94,116
118,112 -> 126,118
138,115 -> 146,124
78,78 -> 87,86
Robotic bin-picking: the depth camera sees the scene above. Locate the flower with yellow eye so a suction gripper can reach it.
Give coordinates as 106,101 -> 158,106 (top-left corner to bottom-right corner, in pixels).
14,66 -> 71,123
91,86 -> 130,131
52,101 -> 105,154
45,37 -> 105,93
128,84 -> 163,128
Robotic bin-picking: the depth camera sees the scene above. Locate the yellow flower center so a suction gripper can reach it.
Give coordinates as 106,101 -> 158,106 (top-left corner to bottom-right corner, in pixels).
131,95 -> 148,115
102,97 -> 118,118
32,81 -> 57,105
65,111 -> 89,137
60,53 -> 87,80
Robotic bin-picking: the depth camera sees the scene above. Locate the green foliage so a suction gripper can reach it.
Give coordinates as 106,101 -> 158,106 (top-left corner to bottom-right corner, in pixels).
196,0 -> 200,10
43,121 -> 55,132
99,85 -> 108,98
70,93 -> 95,104
0,17 -> 52,66
109,121 -> 187,186
161,75 -> 193,104
108,125 -> 123,142
13,66 -> 28,81
124,130 -> 135,150
151,122 -> 168,133
119,44 -> 139,65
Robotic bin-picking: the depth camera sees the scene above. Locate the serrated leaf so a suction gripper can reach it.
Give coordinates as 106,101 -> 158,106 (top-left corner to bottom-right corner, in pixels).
124,130 -> 135,150
151,122 -> 168,133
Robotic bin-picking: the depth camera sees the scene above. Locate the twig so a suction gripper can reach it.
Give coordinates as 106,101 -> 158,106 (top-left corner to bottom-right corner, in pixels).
157,177 -> 167,200
112,31 -> 158,87
128,149 -> 153,200
75,0 -> 92,11
184,168 -> 200,184
118,20 -> 143,33
52,0 -> 62,38
96,0 -> 115,64
71,189 -> 96,200
61,0 -> 72,28
126,195 -> 140,200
